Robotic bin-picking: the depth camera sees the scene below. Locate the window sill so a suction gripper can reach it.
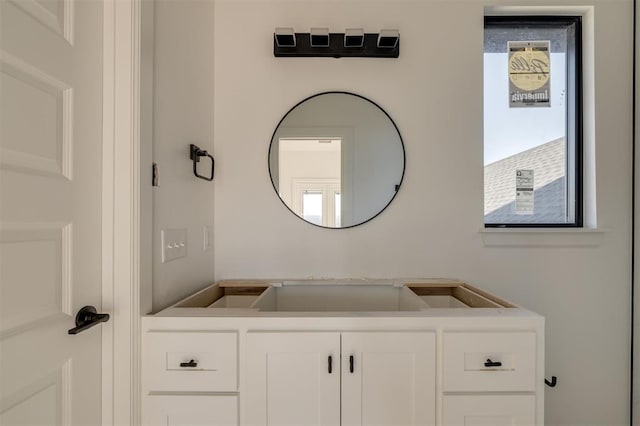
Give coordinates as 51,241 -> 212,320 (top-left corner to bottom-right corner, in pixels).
480,227 -> 605,247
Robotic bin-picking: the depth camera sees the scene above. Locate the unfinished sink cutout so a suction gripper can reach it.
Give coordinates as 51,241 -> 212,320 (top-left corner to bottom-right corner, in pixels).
170,279 -> 514,313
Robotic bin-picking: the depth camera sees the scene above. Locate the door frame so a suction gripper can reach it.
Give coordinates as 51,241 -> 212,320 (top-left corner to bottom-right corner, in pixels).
102,0 -> 142,424
634,0 -> 638,423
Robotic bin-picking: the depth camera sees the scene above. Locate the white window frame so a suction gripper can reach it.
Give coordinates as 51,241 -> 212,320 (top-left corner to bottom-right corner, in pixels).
292,179 -> 341,228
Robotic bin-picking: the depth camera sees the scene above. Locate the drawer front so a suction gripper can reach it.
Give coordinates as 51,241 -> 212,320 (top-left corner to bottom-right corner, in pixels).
144,395 -> 238,426
146,331 -> 237,392
443,332 -> 536,392
443,395 -> 536,426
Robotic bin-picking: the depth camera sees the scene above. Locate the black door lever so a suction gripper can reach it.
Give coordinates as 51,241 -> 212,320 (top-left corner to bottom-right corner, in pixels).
68,306 -> 110,335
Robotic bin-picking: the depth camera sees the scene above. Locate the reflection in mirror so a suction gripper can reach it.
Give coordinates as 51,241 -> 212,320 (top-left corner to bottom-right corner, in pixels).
269,92 -> 405,228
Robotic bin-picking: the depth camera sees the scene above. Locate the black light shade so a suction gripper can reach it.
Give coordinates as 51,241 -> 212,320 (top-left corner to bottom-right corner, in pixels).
274,27 -> 296,47
310,28 -> 330,47
344,28 -> 364,48
377,29 -> 399,48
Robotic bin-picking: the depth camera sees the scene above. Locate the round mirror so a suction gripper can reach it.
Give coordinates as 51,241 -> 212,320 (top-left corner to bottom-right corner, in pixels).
269,92 -> 405,228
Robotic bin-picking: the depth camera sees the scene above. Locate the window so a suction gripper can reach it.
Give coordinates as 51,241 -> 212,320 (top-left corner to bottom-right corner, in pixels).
484,16 -> 582,227
294,180 -> 341,227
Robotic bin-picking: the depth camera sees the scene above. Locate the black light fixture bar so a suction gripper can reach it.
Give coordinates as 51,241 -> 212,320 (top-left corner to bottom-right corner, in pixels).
274,32 -> 399,58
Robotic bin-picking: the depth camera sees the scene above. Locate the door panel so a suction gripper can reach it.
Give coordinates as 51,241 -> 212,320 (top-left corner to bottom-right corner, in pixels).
246,332 -> 340,426
0,0 -> 104,424
0,224 -> 70,334
341,332 -> 436,426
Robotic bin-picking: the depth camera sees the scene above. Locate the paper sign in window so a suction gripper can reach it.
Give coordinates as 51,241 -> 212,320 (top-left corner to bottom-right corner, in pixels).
515,169 -> 534,215
508,40 -> 551,108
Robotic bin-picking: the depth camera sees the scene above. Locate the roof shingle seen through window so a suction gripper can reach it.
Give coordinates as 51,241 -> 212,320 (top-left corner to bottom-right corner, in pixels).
484,138 -> 566,223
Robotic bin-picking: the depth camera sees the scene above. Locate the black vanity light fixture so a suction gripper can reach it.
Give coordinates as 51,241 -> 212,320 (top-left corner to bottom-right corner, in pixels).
273,28 -> 400,58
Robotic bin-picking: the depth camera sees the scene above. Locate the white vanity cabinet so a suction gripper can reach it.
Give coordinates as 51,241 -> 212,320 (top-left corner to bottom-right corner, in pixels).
142,279 -> 545,426
441,332 -> 539,425
245,331 -> 435,426
442,395 -> 536,426
141,330 -> 239,426
144,395 -> 238,426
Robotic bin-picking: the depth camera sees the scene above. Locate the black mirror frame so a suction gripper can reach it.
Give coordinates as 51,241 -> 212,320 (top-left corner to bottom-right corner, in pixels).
268,91 -> 406,229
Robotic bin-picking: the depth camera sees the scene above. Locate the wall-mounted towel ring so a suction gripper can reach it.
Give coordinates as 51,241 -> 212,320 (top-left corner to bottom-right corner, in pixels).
190,144 -> 214,181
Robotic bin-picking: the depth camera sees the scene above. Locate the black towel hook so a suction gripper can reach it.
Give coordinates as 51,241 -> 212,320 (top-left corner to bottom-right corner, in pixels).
190,144 -> 214,181
545,376 -> 557,387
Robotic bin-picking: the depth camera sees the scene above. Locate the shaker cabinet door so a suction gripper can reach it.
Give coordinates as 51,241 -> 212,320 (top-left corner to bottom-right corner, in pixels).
341,332 -> 436,426
245,332 -> 341,426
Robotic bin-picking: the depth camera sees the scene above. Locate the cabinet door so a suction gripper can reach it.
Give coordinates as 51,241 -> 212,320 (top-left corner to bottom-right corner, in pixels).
443,395 -> 536,426
341,332 -> 436,426
143,395 -> 237,426
245,332 -> 340,426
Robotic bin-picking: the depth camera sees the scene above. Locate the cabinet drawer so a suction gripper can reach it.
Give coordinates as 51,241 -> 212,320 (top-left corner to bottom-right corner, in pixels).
443,332 -> 536,392
146,331 -> 237,392
143,395 -> 238,426
443,395 -> 536,426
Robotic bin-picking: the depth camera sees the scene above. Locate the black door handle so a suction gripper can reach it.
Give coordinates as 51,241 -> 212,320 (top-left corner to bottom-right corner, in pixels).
68,306 -> 110,335
180,359 -> 198,368
328,355 -> 332,374
349,355 -> 354,373
484,358 -> 502,368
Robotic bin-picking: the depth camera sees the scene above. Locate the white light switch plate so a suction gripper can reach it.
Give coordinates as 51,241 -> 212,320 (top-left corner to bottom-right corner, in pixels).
161,228 -> 187,263
203,226 -> 213,251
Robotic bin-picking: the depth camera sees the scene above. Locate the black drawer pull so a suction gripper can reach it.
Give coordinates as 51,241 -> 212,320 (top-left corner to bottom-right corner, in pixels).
180,359 -> 198,368
349,355 -> 354,373
328,355 -> 332,374
484,359 -> 502,368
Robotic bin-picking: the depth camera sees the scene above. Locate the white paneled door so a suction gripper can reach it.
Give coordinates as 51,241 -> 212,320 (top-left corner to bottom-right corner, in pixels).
0,0 -> 106,424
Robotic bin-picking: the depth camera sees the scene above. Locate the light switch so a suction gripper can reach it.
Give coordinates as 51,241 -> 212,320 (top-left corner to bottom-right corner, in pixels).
161,228 -> 187,263
203,226 -> 213,251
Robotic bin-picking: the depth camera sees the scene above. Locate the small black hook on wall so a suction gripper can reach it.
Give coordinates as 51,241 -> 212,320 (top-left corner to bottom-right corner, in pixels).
545,376 -> 557,387
190,144 -> 214,181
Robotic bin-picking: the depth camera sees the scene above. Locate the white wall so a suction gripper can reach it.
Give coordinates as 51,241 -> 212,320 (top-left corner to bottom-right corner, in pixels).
151,0 -> 216,312
212,1 -> 633,425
